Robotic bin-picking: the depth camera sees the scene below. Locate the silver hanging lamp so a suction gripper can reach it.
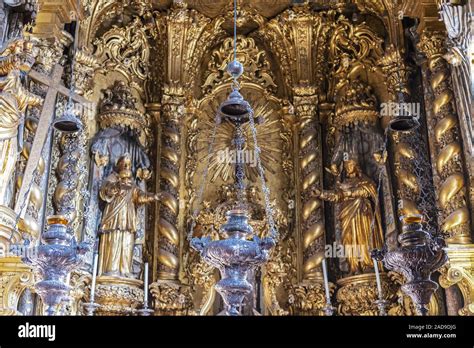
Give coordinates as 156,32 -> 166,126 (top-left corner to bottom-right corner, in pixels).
53,103 -> 83,133
190,0 -> 277,316
387,92 -> 420,132
53,12 -> 83,133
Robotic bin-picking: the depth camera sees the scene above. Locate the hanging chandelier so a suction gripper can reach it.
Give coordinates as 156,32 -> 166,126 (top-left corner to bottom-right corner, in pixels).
190,0 -> 277,316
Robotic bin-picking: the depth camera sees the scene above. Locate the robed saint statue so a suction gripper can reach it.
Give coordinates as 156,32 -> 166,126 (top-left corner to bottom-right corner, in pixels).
313,158 -> 384,275
98,154 -> 160,278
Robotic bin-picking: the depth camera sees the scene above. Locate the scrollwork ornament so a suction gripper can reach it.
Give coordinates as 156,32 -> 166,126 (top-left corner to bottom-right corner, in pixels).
94,16 -> 154,92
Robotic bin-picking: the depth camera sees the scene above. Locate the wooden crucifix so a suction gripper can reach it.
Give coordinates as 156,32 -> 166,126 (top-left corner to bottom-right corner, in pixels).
14,63 -> 93,218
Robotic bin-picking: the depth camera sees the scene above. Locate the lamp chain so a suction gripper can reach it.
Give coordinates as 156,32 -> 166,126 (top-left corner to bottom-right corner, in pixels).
187,115 -> 219,242
246,103 -> 278,240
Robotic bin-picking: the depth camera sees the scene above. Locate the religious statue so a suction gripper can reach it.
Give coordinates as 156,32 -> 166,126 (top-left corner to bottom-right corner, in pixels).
0,38 -> 41,206
312,158 -> 384,275
98,154 -> 160,278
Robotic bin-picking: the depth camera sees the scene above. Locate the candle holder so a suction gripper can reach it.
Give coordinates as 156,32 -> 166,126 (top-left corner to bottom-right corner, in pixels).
82,301 -> 99,316
22,216 -> 89,316
374,299 -> 389,316
323,302 -> 336,316
321,258 -> 334,316
137,307 -> 154,316
373,215 -> 447,316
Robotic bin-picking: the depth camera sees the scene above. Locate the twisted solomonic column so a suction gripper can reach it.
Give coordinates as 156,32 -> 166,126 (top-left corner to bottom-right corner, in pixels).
294,87 -> 326,282
156,90 -> 183,281
289,87 -> 332,315
418,31 -> 472,244
150,88 -> 193,315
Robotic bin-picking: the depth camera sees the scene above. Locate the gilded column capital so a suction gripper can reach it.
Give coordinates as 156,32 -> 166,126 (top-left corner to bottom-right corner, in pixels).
293,85 -> 318,98
165,1 -> 193,87
417,30 -> 448,61
162,85 -> 186,99
284,6 -> 319,85
293,86 -> 318,120
378,45 -> 412,100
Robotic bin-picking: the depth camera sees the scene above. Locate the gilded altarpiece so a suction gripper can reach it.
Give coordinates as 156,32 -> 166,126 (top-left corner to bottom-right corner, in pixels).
0,0 -> 472,317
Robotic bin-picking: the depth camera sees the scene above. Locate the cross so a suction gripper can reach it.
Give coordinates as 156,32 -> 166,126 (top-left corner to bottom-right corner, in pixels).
14,63 -> 92,217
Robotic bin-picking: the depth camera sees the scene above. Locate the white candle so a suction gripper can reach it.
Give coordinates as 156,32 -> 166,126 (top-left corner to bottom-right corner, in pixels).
144,262 -> 149,307
90,253 -> 98,303
321,258 -> 331,303
373,258 -> 383,300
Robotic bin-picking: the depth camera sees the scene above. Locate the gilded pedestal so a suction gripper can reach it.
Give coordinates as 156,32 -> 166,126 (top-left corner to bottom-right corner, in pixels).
290,281 -> 335,316
150,280 -> 192,316
336,273 -> 395,316
0,257 -> 33,315
92,276 -> 144,316
439,244 -> 474,316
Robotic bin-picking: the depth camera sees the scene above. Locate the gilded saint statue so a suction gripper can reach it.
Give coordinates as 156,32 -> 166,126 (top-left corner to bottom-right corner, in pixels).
313,158 -> 384,275
0,38 -> 41,206
98,154 -> 160,278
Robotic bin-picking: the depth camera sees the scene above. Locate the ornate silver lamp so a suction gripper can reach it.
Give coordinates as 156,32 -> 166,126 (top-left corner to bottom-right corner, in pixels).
52,0 -> 83,134
192,209 -> 275,316
23,216 -> 89,315
190,0 -> 277,316
386,91 -> 420,133
53,103 -> 83,133
373,215 -> 447,316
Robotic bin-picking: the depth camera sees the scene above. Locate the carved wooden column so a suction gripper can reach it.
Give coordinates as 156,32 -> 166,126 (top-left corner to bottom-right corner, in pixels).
150,87 -> 192,315
436,0 -> 474,317
274,5 -> 331,315
156,88 -> 183,281
418,31 -> 472,244
149,1 -> 193,315
417,29 -> 474,316
290,86 -> 330,315
295,87 -> 325,282
145,102 -> 161,279
438,0 -> 473,160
